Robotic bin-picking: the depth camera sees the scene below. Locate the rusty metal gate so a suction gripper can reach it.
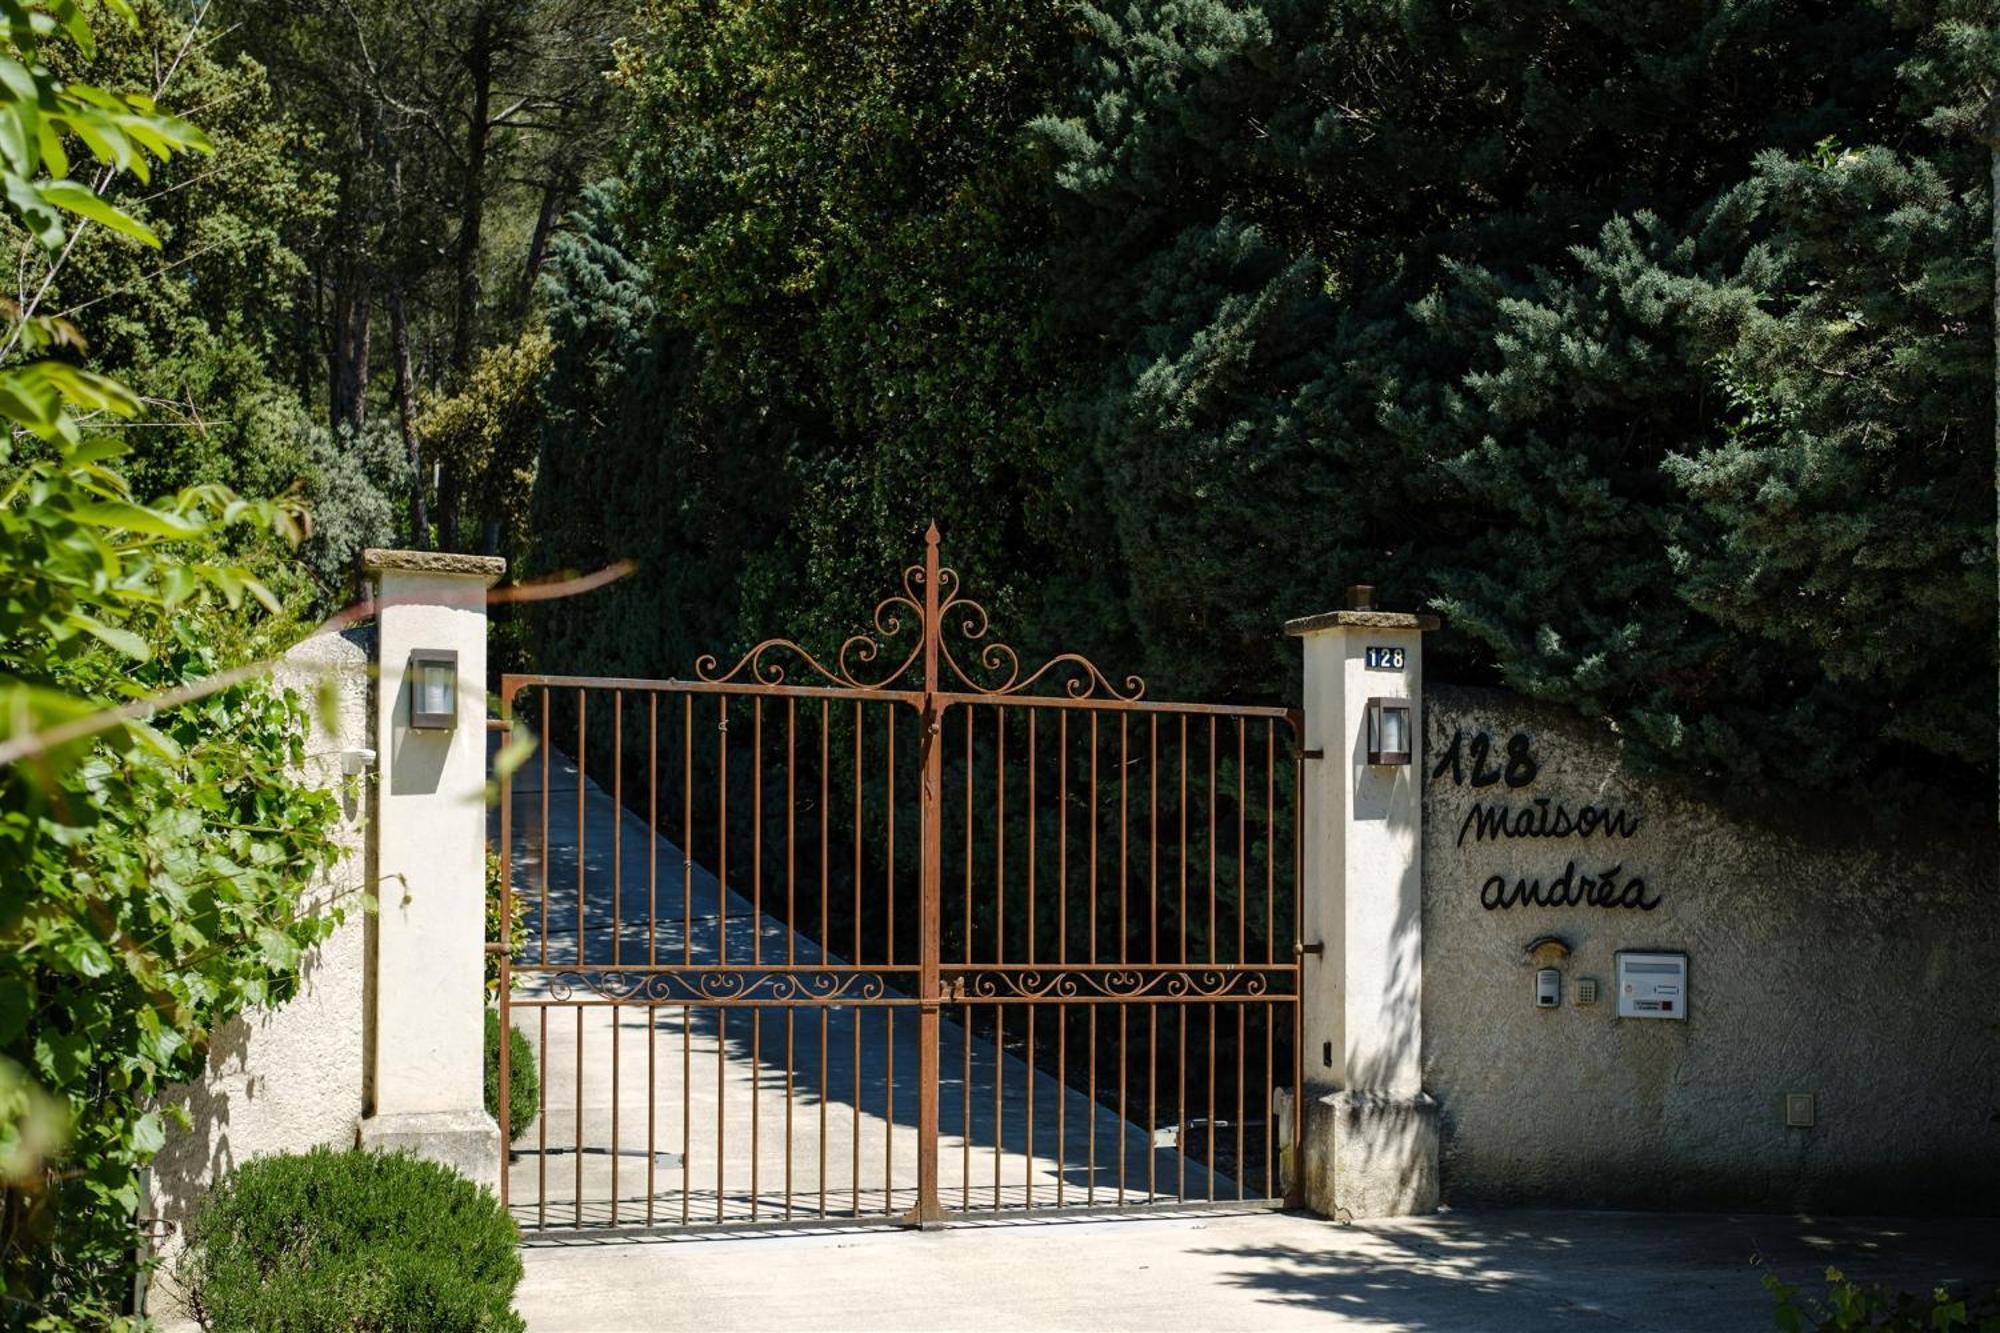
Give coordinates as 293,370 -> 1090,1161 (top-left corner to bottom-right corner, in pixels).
493,529 -> 1301,1235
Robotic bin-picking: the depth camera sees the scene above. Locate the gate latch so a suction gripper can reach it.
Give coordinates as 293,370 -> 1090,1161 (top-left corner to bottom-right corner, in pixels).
1295,941 -> 1325,958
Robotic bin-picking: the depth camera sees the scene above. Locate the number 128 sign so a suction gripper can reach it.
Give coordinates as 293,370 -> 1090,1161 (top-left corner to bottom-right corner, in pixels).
1365,645 -> 1405,671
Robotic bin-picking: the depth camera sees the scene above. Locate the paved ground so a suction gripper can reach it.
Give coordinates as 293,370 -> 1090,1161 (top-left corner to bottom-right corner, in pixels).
515,1206 -> 2000,1332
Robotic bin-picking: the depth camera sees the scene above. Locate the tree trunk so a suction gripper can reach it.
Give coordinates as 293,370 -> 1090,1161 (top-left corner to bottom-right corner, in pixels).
439,470 -> 462,553
450,8 -> 494,377
389,278 -> 426,550
328,250 -> 371,434
523,168 -> 568,287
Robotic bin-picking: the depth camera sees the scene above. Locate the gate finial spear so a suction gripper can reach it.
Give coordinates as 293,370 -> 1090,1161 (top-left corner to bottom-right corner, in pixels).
925,520 -> 940,547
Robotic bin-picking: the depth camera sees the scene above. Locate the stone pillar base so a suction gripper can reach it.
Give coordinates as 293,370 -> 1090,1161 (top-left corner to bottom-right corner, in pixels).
1301,1090 -> 1439,1220
358,1110 -> 502,1194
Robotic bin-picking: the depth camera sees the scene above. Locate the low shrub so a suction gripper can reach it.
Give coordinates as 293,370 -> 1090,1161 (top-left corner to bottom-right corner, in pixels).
1766,1266 -> 2000,1332
484,1007 -> 540,1137
178,1147 -> 523,1332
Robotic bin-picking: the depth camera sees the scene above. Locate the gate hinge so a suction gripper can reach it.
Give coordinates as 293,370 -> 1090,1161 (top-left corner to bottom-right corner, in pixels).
1300,748 -> 1325,760
1294,941 -> 1325,958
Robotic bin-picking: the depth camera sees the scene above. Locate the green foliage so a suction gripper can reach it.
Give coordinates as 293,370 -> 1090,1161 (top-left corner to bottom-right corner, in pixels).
1034,0 -> 1994,796
0,4 -> 347,1324
177,1147 -> 525,1333
25,0 -> 334,503
1765,1266 -> 2000,1332
528,1 -> 1097,688
482,1008 -> 538,1139
297,416 -> 412,596
535,0 -> 1996,809
416,327 -> 552,558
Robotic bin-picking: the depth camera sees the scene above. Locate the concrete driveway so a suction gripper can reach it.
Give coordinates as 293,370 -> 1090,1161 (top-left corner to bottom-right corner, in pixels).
515,1206 -> 2000,1332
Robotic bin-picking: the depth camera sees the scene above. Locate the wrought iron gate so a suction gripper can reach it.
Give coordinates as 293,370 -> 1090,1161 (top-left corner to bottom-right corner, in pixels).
493,528 -> 1301,1234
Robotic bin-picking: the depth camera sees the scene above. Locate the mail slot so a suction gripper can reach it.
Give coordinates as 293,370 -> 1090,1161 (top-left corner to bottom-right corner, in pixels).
1616,951 -> 1688,1021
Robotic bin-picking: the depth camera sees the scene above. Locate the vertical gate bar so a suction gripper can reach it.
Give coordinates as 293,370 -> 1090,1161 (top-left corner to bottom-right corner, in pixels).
1266,720 -> 1275,966
853,700 -> 862,966
611,999 -> 621,1225
1236,1005 -> 1246,1201
649,695 -> 658,968
1179,715 -> 1188,967
573,1006 -> 584,1226
962,1004 -> 971,1211
886,705 -> 895,967
819,1007 -> 829,1219
683,695 -> 693,968
964,705 -> 973,966
613,691 -> 622,967
753,698 -> 762,965
681,1004 -> 691,1225
1089,711 -> 1098,961
750,1006 -> 760,1219
1117,1002 -> 1127,1205
908,525 -> 944,1227
1208,715 -> 1217,964
785,1009 -> 795,1220
1058,710 -> 1067,966
1207,1001 -> 1217,1203
1265,1004 -> 1275,1198
541,688 -> 550,968
647,1003 -> 657,1225
993,1007 -> 1003,1209
885,1008 -> 895,1210
1024,1005 -> 1035,1211
1027,710 -> 1036,966
1055,1004 -> 1065,1208
718,696 -> 729,969
496,688 -> 514,1210
577,690 -> 587,967
1176,1007 -> 1186,1201
821,699 -> 830,958
996,708 -> 1006,963
715,1007 -> 726,1221
852,1002 -> 860,1218
1150,716 -> 1158,966
1120,715 -> 1129,964
1147,1007 -> 1157,1202
1087,1005 -> 1097,1206
1238,716 -> 1246,966
538,1007 -> 548,1229
787,699 -> 796,966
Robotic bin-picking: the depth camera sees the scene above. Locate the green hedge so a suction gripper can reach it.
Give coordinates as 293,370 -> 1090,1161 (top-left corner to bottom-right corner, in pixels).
178,1147 -> 523,1332
484,1006 -> 540,1138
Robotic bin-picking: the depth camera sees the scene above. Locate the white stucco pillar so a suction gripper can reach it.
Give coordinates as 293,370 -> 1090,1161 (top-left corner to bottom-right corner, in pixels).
358,549 -> 505,1190
1286,597 -> 1439,1218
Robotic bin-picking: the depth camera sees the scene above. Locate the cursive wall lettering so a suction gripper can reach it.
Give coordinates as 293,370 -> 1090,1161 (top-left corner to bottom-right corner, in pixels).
1437,725 -> 1661,912
1480,861 -> 1660,912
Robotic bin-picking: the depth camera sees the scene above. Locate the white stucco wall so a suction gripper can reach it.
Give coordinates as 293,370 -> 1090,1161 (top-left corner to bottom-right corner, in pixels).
148,629 -> 372,1269
1421,684 -> 2000,1212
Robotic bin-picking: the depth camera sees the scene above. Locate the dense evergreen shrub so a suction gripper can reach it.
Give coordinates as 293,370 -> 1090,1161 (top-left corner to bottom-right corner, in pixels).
532,0 -> 1996,811
484,1008 -> 539,1138
178,1148 -> 524,1333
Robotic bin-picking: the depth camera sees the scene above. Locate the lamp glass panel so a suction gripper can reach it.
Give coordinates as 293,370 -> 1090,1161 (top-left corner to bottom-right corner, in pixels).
417,662 -> 455,719
1380,704 -> 1409,756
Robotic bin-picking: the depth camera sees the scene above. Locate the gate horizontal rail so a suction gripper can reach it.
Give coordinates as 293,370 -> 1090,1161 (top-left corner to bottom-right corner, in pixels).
492,528 -> 1301,1236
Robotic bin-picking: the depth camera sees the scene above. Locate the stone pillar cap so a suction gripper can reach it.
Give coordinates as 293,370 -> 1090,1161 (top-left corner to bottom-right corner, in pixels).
1284,609 -> 1440,635
363,548 -> 507,585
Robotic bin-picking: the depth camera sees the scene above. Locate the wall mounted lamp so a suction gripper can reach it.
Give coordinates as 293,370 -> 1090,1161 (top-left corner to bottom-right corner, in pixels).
1365,696 -> 1412,766
407,648 -> 459,730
